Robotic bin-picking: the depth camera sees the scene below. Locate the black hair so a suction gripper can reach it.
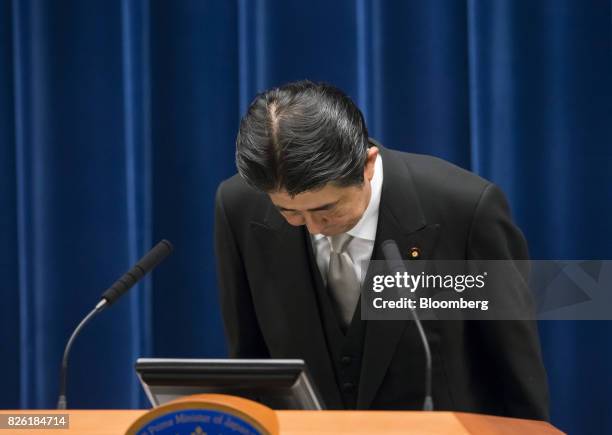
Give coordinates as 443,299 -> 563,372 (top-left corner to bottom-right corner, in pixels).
235,80 -> 370,196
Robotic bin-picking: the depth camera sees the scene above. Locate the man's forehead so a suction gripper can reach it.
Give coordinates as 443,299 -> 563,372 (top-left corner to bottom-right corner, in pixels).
268,185 -> 345,211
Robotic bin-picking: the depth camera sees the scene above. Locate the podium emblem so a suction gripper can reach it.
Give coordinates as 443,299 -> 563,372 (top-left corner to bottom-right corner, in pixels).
125,394 -> 278,435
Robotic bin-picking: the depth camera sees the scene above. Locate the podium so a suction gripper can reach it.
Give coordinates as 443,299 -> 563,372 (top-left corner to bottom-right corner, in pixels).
0,408 -> 564,434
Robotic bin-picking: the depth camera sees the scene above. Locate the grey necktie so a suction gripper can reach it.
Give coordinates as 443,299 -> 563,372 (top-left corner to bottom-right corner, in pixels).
327,234 -> 361,329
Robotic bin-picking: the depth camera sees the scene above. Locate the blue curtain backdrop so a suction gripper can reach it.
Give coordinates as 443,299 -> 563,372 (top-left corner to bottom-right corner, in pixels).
1,0 -> 611,433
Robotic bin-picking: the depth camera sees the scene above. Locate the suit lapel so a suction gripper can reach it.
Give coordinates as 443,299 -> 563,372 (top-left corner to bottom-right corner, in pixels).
249,201 -> 343,408
357,145 -> 440,409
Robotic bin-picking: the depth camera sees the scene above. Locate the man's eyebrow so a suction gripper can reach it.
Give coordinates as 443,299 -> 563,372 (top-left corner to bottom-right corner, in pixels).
275,201 -> 339,212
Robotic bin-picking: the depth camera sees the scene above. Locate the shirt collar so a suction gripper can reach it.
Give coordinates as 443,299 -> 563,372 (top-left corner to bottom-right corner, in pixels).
346,154 -> 383,241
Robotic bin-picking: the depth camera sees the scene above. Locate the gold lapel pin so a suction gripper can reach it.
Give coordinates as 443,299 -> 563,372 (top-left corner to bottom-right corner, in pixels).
409,247 -> 421,259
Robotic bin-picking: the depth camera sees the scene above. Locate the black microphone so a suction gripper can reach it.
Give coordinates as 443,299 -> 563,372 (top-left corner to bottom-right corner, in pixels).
57,239 -> 174,409
381,239 -> 434,411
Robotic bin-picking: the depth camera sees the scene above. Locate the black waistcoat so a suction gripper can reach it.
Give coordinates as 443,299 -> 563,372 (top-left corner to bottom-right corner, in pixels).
304,229 -> 367,410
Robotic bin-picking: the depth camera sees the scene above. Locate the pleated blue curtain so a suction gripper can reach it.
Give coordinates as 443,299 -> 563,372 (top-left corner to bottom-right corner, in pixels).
1,1 -> 611,434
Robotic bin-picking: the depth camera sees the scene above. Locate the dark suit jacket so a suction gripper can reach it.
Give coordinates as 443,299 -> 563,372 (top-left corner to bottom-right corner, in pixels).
214,144 -> 550,420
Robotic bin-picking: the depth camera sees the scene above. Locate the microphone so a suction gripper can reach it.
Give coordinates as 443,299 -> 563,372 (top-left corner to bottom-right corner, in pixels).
381,239 -> 434,411
56,239 -> 174,409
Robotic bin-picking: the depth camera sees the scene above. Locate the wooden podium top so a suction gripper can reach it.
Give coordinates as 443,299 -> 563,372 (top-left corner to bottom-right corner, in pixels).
0,410 -> 564,434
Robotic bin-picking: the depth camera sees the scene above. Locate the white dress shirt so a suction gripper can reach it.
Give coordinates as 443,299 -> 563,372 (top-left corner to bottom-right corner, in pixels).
310,154 -> 383,286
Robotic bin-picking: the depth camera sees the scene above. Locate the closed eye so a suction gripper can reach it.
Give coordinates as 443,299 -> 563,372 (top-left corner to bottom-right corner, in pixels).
275,200 -> 339,213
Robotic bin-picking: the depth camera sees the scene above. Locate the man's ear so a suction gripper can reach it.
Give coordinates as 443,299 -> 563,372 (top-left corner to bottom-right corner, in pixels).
364,146 -> 379,182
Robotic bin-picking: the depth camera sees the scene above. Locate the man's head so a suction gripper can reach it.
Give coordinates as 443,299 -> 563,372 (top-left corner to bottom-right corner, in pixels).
236,81 -> 378,236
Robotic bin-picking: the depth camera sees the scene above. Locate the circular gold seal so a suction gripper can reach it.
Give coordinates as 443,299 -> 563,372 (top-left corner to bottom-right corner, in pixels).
125,394 -> 279,435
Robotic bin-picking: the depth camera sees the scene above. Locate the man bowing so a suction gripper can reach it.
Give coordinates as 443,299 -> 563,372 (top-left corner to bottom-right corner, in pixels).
214,81 -> 549,420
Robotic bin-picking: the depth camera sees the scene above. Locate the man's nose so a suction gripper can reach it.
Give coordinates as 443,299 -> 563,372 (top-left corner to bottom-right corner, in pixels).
304,214 -> 324,234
